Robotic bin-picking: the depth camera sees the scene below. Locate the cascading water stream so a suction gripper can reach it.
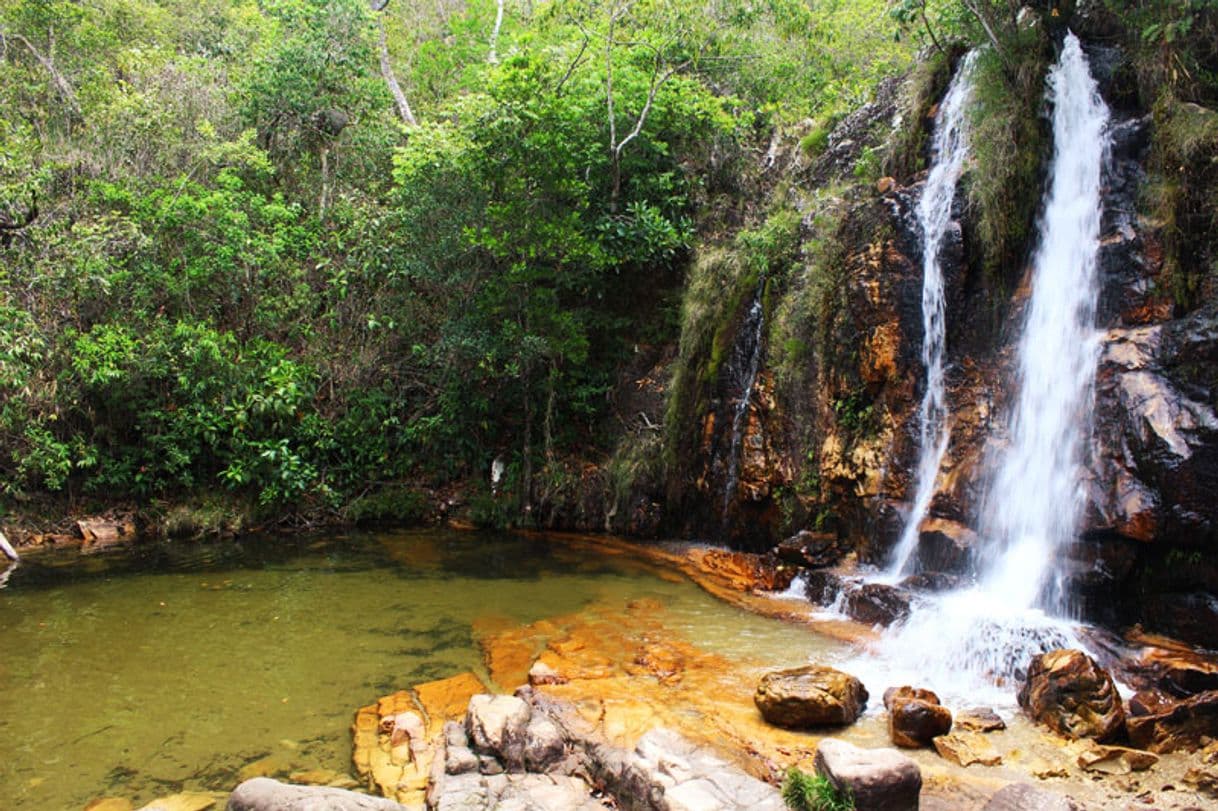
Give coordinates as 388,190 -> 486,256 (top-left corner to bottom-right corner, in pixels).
723,281 -> 766,518
885,51 -> 978,579
857,34 -> 1111,703
975,31 -> 1110,616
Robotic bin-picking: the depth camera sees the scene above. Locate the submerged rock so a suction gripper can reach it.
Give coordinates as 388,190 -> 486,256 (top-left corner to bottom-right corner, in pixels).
1126,689 -> 1218,753
1017,649 -> 1125,742
814,738 -> 921,811
227,778 -> 408,810
754,665 -> 869,728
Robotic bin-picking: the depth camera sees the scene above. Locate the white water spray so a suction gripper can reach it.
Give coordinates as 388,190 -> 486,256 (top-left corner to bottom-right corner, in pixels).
886,52 -> 978,578
975,32 -> 1110,615
859,34 -> 1111,702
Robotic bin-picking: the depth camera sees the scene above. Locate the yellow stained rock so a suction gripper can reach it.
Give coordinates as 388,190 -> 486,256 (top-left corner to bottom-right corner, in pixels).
135,792 -> 223,811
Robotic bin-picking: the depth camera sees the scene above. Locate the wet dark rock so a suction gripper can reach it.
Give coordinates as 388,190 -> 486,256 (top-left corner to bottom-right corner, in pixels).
899,571 -> 964,593
803,570 -> 846,606
754,665 -> 869,729
914,517 -> 976,574
1143,591 -> 1218,651
775,530 -> 845,568
814,738 -> 921,811
1132,642 -> 1218,698
1017,649 -> 1125,742
1126,689 -> 1218,754
227,778 -> 409,810
845,582 -> 911,627
1129,690 -> 1177,718
1091,306 -> 1218,549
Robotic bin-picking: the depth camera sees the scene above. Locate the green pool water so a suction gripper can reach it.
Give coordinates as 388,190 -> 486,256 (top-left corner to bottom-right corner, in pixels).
0,529 -> 839,810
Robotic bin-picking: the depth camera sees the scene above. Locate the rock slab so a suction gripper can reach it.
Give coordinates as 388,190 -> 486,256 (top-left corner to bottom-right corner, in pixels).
227,778 -> 409,810
980,783 -> 1082,811
754,665 -> 869,729
814,738 -> 921,811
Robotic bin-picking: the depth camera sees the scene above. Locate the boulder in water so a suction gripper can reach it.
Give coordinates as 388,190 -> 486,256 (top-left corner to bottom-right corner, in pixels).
814,738 -> 921,811
1017,649 -> 1125,742
845,583 -> 911,626
754,665 -> 868,728
886,687 -> 952,748
1126,689 -> 1218,753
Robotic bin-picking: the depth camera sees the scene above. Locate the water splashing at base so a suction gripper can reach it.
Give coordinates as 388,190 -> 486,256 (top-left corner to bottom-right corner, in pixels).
864,34 -> 1111,701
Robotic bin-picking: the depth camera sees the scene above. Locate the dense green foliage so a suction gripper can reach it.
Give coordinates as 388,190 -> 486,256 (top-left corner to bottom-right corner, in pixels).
4,0 -> 1211,526
0,0 -> 913,522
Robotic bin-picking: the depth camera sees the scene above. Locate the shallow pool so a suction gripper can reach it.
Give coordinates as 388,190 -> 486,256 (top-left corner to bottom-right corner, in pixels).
0,529 -> 840,809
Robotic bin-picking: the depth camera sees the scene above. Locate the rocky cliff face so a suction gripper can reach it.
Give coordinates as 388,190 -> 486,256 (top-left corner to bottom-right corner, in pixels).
647,37 -> 1218,639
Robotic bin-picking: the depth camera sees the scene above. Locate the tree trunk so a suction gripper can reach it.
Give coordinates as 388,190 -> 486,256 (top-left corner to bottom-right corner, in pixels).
377,18 -> 418,126
488,0 -> 505,63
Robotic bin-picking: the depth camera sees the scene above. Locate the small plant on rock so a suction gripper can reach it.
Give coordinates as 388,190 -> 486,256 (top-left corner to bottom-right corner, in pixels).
781,767 -> 855,811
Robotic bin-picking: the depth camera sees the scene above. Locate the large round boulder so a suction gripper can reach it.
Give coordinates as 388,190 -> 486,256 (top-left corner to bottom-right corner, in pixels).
1017,649 -> 1125,742
754,665 -> 869,728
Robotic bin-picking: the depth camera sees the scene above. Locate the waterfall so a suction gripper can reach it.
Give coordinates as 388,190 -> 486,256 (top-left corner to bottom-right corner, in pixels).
723,281 -> 766,518
857,34 -> 1111,703
886,51 -> 978,578
975,32 -> 1110,615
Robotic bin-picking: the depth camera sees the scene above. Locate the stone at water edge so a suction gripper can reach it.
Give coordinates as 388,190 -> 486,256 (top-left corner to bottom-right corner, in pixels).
954,707 -> 1006,733
980,783 -> 1083,811
814,738 -> 921,811
1017,649 -> 1125,742
1183,741 -> 1218,798
1076,743 -> 1159,774
845,582 -> 911,626
227,778 -> 409,810
885,687 -> 953,749
933,733 -> 1002,767
754,665 -> 869,728
1126,688 -> 1218,753
465,694 -> 533,771
775,530 -> 845,569
136,793 -> 224,811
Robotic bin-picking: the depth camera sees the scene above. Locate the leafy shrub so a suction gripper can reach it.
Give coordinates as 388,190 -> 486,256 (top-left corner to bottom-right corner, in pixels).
782,767 -> 854,811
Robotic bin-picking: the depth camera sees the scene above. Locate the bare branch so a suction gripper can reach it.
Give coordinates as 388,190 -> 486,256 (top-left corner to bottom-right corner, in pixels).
6,31 -> 82,119
554,30 -> 589,96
